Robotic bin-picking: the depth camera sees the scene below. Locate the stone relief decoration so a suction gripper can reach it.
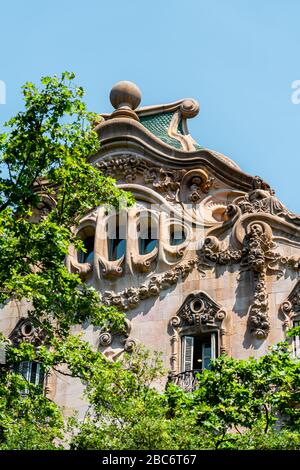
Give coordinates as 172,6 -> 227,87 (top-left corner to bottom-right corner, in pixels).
66,196 -> 196,282
101,259 -> 199,311
9,318 -> 46,348
65,213 -> 98,279
144,167 -> 185,198
243,223 -> 271,339
280,280 -> 300,329
64,167 -> 300,346
99,318 -> 136,353
169,292 -> 226,376
96,156 -> 215,205
248,271 -> 269,340
96,155 -> 147,184
198,219 -> 300,340
179,169 -> 214,204
129,209 -> 159,273
235,176 -> 300,225
199,235 -> 243,265
67,243 -> 94,279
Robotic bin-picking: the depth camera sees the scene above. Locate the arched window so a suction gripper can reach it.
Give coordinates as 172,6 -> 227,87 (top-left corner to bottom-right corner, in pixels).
107,215 -> 126,261
78,227 -> 95,264
138,214 -> 158,255
79,236 -> 94,264
170,224 -> 186,246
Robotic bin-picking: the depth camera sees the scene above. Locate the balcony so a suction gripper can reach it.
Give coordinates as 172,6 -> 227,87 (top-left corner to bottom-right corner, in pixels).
170,369 -> 201,392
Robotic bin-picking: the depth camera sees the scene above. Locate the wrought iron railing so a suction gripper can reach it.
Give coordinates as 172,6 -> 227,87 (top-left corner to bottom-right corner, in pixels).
170,369 -> 201,392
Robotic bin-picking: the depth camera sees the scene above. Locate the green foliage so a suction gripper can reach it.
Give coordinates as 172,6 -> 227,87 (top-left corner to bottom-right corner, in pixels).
70,345 -> 178,450
234,426 -> 300,450
0,73 -> 132,449
0,72 -> 133,337
0,366 -> 64,449
71,340 -> 300,451
165,340 -> 300,449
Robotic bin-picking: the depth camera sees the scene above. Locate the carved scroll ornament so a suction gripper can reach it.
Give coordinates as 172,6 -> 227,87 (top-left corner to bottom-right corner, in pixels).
280,280 -> 300,329
99,318 -> 136,352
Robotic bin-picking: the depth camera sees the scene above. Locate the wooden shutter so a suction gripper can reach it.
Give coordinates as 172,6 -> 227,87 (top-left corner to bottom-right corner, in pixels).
202,342 -> 212,370
182,336 -> 194,372
202,333 -> 217,370
211,332 -> 217,360
293,321 -> 300,358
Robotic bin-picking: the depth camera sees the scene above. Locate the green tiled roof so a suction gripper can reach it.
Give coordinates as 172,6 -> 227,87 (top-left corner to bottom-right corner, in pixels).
140,112 -> 182,149
140,111 -> 203,150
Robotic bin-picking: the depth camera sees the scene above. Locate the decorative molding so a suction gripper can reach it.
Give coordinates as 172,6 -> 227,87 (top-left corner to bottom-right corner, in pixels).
9,318 -> 46,348
200,236 -> 242,265
248,271 -> 269,340
97,254 -> 124,279
96,155 -> 215,204
96,155 -> 147,183
180,169 -> 214,204
171,292 -> 226,329
66,245 -> 93,279
243,222 -> 271,339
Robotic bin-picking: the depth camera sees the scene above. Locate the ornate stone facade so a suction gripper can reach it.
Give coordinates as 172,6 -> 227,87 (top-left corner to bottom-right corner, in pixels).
1,80 -> 300,413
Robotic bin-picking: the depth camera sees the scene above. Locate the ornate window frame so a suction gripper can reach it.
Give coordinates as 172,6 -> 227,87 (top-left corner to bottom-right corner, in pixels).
9,318 -> 50,394
280,280 -> 300,329
280,280 -> 300,357
169,291 -> 227,376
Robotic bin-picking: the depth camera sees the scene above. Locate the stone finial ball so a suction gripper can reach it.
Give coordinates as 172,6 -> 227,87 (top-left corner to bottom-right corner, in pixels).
110,81 -> 141,111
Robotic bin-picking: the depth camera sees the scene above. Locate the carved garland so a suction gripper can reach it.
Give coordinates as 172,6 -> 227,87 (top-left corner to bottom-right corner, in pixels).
244,223 -> 271,339
200,220 -> 300,339
101,258 -> 200,311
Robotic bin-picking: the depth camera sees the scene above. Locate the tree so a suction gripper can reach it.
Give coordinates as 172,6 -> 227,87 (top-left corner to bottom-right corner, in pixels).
70,332 -> 300,450
165,328 -> 300,449
0,72 -> 133,448
0,71 -> 133,337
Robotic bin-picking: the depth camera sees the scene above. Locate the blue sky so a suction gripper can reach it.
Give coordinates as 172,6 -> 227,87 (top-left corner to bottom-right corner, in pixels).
1,0 -> 300,211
